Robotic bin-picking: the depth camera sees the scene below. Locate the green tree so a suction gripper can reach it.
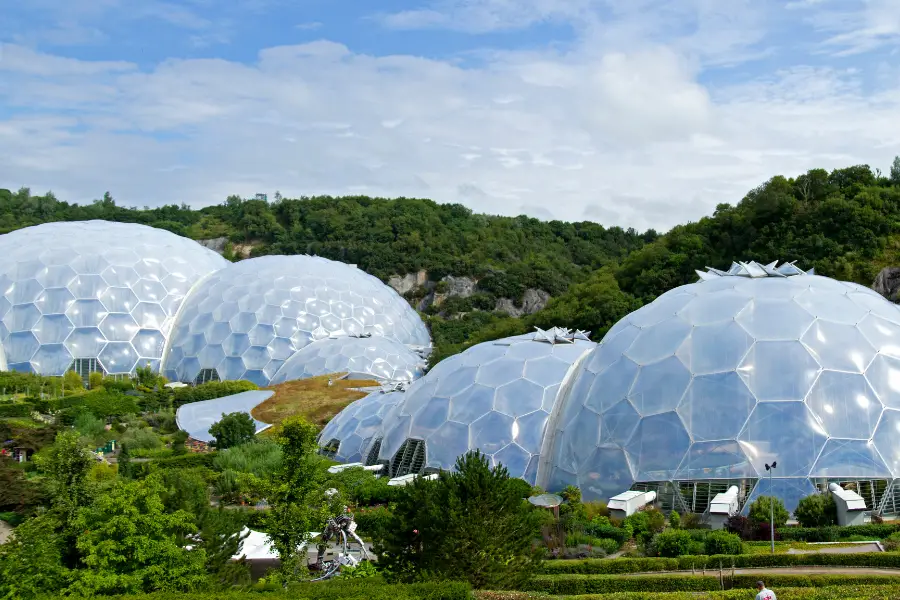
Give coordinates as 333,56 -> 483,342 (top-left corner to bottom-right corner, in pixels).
208,411 -> 256,449
263,417 -> 324,584
71,476 -> 207,595
376,450 -> 543,589
34,430 -> 95,566
748,495 -> 790,528
0,513 -> 71,599
63,370 -> 84,392
88,371 -> 104,390
668,511 -> 681,529
172,429 -> 189,455
117,443 -> 134,479
890,156 -> 900,185
794,493 -> 838,528
703,530 -> 744,555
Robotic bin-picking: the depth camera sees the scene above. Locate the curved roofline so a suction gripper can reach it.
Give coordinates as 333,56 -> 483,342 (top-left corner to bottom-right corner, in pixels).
159,268 -> 223,373
533,343 -> 595,490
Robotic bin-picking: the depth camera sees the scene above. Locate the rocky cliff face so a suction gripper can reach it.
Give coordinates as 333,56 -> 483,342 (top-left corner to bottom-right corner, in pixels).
873,267 -> 900,302
196,237 -> 254,258
388,270 -> 550,317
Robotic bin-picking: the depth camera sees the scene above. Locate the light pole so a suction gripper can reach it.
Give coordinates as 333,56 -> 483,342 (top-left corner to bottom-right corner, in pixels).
765,461 -> 777,554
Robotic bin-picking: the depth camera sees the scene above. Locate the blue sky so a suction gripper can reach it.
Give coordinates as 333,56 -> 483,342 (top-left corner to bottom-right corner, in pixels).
1,0 -> 899,230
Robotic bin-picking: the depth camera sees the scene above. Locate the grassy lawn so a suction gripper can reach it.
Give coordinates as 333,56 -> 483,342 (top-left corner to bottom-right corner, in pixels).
253,374 -> 377,427
743,541 -> 872,554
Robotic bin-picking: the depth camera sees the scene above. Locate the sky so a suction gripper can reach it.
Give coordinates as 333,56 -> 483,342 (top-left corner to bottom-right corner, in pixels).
1,0 -> 899,232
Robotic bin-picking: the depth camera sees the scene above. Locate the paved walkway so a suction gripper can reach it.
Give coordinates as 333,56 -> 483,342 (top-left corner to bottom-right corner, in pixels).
625,566 -> 900,577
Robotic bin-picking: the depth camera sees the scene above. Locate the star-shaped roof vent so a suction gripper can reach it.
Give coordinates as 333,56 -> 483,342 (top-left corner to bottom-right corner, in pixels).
696,260 -> 813,282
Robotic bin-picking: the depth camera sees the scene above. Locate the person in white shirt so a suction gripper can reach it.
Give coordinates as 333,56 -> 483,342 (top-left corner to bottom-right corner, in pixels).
755,581 -> 776,600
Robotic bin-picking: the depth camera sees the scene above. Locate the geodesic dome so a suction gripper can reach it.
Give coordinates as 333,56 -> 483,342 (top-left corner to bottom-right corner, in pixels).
376,328 -> 596,483
269,335 -> 426,385
162,255 -> 430,387
540,261 -> 900,515
318,390 -> 404,464
0,221 -> 228,376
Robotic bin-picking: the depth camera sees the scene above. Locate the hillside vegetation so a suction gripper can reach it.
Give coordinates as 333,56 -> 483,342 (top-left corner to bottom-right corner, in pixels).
4,159 -> 900,360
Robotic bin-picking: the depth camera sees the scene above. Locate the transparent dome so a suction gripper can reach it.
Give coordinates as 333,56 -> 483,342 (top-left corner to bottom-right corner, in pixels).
269,335 -> 426,385
377,328 -> 596,483
162,255 -> 430,387
0,221 -> 228,376
541,262 -> 900,513
318,390 -> 404,464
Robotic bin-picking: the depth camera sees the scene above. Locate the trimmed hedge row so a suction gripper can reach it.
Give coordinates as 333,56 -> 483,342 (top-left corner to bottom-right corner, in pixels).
778,524 -> 900,542
478,585 -> 900,600
524,574 -> 900,595
0,402 -> 33,417
46,581 -> 470,600
541,551 -> 900,574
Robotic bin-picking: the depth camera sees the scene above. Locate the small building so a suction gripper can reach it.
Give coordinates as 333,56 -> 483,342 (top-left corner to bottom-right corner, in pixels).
708,486 -> 741,530
829,483 -> 867,526
608,490 -> 657,519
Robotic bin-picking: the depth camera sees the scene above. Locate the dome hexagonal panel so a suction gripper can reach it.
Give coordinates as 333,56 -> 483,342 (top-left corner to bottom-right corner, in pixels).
0,221 -> 227,375
542,264 -> 900,507
376,329 -> 595,483
316,390 -> 403,464
162,255 -> 430,385
269,335 -> 426,386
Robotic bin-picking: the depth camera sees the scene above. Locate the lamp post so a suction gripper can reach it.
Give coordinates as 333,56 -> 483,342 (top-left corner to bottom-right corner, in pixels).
765,461 -> 777,554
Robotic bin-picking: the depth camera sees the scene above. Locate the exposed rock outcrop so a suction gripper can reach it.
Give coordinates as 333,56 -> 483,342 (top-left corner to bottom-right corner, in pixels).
388,270 -> 429,295
494,288 -> 551,317
197,237 -> 228,254
873,267 -> 900,302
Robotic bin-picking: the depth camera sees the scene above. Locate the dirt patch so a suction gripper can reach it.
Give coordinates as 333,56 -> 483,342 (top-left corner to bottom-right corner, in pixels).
252,374 -> 376,429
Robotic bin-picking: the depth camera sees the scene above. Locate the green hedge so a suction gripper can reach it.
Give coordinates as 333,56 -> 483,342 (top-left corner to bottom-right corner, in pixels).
132,451 -> 217,477
0,402 -> 33,417
40,581 -> 470,600
478,585 -> 900,600
540,551 -> 900,574
524,574 -> 900,595
778,524 -> 900,542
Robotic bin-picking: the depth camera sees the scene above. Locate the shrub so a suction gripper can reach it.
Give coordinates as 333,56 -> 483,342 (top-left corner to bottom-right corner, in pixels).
354,505 -> 394,541
0,403 -> 33,418
583,523 -> 630,546
88,372 -> 104,390
584,501 -> 609,521
121,427 -> 163,450
794,492 -> 838,527
681,512 -> 704,529
213,439 -> 282,478
668,511 -> 681,529
703,530 -> 743,555
748,495 -> 789,528
883,531 -> 900,551
652,529 -> 693,557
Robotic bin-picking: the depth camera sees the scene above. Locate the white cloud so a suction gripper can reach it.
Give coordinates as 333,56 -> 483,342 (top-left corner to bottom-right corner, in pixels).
1,2 -> 900,233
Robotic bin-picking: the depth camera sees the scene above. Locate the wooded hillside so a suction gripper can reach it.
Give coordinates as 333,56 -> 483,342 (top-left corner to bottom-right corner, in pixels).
4,158 -> 900,361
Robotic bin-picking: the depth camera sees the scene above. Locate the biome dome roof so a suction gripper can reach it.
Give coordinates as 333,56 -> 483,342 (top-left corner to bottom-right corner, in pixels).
0,221 -> 228,376
376,327 -> 596,483
539,261 -> 900,513
269,334 -> 426,385
162,255 -> 431,387
318,390 -> 405,464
